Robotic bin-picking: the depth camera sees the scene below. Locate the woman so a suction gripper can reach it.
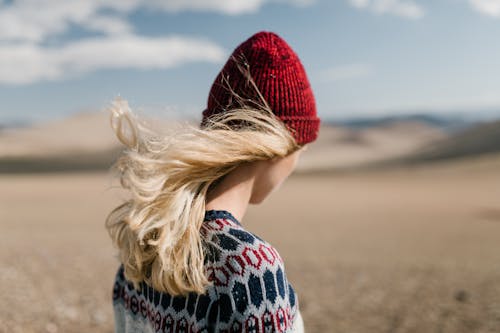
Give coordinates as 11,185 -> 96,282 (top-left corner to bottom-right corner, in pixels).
106,31 -> 321,332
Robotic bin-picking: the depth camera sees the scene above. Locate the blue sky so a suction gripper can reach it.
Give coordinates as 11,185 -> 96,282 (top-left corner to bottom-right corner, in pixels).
1,0 -> 500,125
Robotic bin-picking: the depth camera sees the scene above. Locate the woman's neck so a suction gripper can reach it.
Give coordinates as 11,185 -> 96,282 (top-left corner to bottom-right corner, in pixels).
205,162 -> 257,224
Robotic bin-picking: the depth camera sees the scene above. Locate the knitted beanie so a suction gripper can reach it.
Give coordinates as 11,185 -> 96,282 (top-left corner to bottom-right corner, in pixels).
200,31 -> 320,145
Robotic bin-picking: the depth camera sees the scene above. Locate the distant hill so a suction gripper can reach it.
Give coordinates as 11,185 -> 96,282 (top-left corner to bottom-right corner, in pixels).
294,120 -> 447,173
400,120 -> 500,162
1,109 -> 498,173
0,110 -> 183,173
332,114 -> 457,129
328,110 -> 500,132
0,147 -> 123,173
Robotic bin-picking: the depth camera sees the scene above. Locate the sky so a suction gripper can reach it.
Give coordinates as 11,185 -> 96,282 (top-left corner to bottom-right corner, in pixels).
1,0 -> 500,125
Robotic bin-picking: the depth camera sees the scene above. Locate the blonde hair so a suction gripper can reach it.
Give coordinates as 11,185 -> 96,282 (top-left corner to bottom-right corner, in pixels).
105,67 -> 302,296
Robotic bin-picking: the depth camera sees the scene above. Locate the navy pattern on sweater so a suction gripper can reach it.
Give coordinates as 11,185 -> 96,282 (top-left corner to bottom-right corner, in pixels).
112,209 -> 299,333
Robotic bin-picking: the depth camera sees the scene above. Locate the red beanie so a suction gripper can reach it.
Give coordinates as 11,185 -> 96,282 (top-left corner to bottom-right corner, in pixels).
200,31 -> 320,145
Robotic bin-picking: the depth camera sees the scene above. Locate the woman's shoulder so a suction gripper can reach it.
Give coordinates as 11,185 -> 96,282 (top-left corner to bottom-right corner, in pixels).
202,213 -> 299,331
202,212 -> 286,275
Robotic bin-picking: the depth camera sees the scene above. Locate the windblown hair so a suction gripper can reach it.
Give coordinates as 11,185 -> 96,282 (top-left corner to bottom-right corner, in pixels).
105,63 -> 302,296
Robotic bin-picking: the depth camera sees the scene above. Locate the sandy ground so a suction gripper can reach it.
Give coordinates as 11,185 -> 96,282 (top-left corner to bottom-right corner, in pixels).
1,156 -> 500,333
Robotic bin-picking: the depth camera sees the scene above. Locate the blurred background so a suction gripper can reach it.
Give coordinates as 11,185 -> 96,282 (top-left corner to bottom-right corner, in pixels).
1,0 -> 500,332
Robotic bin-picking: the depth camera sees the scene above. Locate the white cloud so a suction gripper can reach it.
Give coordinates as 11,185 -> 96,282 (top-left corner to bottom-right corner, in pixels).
148,0 -> 316,14
320,63 -> 374,82
0,34 -> 226,84
349,0 -> 371,8
469,0 -> 500,17
0,0 -> 317,85
347,0 -> 425,19
0,0 -> 314,85
0,0 -> 314,43
0,1 -> 134,43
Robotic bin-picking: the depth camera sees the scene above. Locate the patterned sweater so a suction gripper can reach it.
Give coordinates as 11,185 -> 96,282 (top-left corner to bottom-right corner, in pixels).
112,209 -> 301,333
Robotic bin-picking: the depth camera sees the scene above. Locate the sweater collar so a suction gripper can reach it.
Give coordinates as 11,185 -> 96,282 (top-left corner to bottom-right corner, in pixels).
204,209 -> 242,226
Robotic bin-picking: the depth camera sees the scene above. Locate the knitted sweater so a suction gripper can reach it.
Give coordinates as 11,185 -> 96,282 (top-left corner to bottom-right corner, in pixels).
112,209 -> 302,333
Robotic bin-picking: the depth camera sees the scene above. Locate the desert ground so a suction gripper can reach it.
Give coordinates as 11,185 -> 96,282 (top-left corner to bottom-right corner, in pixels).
1,111 -> 500,332
1,154 -> 500,333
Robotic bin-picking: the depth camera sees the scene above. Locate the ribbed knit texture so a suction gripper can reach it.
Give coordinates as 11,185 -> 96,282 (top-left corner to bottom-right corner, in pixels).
112,209 -> 300,332
200,31 -> 320,146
